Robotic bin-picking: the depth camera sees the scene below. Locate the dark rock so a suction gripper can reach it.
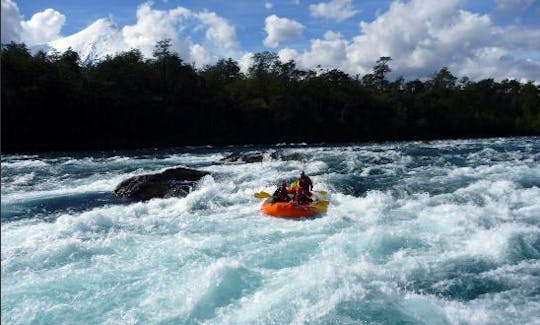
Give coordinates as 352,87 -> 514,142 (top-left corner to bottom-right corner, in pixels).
219,151 -> 308,164
219,151 -> 267,163
243,152 -> 266,163
219,152 -> 242,163
114,167 -> 210,201
269,151 -> 280,160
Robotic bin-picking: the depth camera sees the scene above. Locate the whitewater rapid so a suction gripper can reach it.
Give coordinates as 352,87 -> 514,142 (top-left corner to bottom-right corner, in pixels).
2,138 -> 539,324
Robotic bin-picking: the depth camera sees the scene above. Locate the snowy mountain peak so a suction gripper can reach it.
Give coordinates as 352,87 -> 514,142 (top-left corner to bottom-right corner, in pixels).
49,18 -> 125,62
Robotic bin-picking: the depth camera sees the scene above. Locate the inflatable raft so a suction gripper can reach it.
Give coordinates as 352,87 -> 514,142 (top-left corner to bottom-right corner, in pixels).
261,196 -> 328,218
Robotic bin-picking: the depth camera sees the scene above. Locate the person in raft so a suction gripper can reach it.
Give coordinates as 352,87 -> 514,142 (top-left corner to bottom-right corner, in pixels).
293,186 -> 313,205
298,171 -> 313,195
273,181 -> 290,202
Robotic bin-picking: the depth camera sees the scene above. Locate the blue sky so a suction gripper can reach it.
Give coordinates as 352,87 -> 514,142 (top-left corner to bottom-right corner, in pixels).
14,0 -> 395,52
14,1 -> 539,38
3,0 -> 540,81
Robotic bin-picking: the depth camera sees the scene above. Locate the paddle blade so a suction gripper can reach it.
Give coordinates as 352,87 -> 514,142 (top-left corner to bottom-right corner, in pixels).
312,201 -> 329,212
254,191 -> 272,199
315,190 -> 328,195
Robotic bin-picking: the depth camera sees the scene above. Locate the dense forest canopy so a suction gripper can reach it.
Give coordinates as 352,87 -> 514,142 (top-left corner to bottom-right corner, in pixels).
1,40 -> 539,153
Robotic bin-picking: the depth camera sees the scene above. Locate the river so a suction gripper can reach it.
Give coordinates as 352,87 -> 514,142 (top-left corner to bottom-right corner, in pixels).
2,137 -> 539,324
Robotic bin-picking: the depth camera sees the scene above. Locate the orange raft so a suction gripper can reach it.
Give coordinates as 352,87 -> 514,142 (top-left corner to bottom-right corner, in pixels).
261,200 -> 319,218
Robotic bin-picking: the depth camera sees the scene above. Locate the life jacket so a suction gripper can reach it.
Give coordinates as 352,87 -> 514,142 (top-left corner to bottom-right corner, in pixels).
274,186 -> 289,202
288,181 -> 299,192
293,187 -> 312,205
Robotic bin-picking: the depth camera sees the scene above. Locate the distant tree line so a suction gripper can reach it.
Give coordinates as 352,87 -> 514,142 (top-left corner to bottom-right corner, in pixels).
1,40 -> 539,153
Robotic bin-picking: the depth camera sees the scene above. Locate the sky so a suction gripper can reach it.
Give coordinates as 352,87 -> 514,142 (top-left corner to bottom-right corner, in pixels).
2,0 -> 540,82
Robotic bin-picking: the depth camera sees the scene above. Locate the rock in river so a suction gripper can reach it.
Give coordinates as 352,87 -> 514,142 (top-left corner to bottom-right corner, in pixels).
219,151 -> 308,164
114,167 -> 210,201
219,151 -> 278,163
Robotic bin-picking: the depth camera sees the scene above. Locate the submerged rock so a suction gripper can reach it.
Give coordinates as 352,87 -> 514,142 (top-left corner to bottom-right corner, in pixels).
114,167 -> 210,201
280,152 -> 310,161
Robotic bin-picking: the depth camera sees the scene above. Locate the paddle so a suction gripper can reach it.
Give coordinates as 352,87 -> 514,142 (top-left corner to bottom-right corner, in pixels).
254,191 -> 272,199
315,190 -> 328,195
311,201 -> 328,212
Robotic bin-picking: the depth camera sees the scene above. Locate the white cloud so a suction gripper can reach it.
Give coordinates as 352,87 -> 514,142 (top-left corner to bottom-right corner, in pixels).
238,52 -> 254,74
309,0 -> 358,21
121,3 -> 191,58
265,2 -> 273,9
1,0 -> 65,46
263,14 -> 304,48
1,0 -> 22,43
21,9 -> 65,45
278,48 -> 298,63
495,26 -> 540,51
296,31 -> 349,71
291,0 -> 540,81
495,0 -> 534,11
196,11 -> 238,52
190,43 -> 214,66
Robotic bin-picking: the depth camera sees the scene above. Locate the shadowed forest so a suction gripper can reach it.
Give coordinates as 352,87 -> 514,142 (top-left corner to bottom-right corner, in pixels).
2,40 -> 539,153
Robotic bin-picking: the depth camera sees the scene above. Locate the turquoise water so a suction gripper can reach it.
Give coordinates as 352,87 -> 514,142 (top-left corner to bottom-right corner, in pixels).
2,138 -> 540,324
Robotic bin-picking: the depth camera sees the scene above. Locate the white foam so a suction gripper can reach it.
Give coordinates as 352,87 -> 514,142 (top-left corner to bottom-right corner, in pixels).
1,173 -> 126,204
10,172 -> 36,185
2,159 -> 50,169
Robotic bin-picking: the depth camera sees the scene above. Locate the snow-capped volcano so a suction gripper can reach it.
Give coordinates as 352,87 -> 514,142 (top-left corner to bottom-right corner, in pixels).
48,18 -> 125,62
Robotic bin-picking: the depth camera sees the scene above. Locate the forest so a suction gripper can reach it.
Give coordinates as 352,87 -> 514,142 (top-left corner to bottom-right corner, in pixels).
2,40 -> 539,153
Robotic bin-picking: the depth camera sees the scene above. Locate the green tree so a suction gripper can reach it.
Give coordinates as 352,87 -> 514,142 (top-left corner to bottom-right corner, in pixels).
363,56 -> 392,90
430,67 -> 457,90
248,51 -> 280,79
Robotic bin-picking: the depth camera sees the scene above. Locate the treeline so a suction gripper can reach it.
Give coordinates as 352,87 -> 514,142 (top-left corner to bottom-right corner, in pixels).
1,40 -> 539,153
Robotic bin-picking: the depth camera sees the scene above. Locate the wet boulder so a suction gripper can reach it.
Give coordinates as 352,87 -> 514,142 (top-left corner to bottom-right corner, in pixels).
114,167 -> 210,201
219,152 -> 251,163
219,151 -> 279,163
219,151 -> 307,164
